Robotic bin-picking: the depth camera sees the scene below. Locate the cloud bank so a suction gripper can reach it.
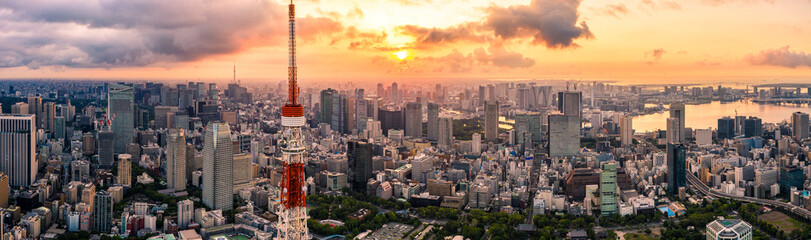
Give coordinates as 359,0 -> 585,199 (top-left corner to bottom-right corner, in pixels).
744,46 -> 810,68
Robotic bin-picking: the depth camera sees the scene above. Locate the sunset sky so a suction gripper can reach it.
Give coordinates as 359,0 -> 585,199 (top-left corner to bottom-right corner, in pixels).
0,0 -> 809,84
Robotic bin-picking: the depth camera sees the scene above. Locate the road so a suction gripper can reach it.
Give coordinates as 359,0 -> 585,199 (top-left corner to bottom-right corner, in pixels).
686,173 -> 811,220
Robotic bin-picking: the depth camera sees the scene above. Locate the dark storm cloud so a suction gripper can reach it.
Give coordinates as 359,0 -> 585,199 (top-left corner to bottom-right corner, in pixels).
0,0 -> 342,68
744,46 -> 811,68
484,0 -> 593,48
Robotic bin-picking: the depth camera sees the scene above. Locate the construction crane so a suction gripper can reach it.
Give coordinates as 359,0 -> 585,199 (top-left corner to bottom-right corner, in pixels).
276,0 -> 308,239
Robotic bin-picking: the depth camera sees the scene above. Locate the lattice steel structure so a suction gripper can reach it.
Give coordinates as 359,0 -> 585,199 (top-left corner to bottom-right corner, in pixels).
276,0 -> 308,239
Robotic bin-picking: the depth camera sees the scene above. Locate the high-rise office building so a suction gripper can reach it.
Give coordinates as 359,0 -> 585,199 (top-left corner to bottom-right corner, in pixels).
548,114 -> 580,157
331,93 -> 347,134
203,122 -> 233,210
718,117 -> 736,139
743,117 -> 763,137
391,82 -> 399,103
27,96 -> 41,128
378,108 -> 403,135
666,117 -> 680,143
93,191 -> 112,232
53,116 -> 65,139
472,133 -> 482,154
437,117 -> 453,147
557,91 -> 582,119
0,114 -> 37,186
233,153 -> 251,191
792,112 -> 809,140
427,103 -> 439,141
666,143 -> 687,194
167,129 -> 187,191
669,103 -> 686,142
97,130 -> 115,168
706,219 -> 752,240
484,100 -> 499,141
620,116 -> 633,147
177,199 -> 194,229
348,140 -> 372,193
355,89 -> 368,133
405,102 -> 422,138
108,83 -> 134,154
600,161 -> 617,216
11,102 -> 28,114
515,111 -> 542,146
117,154 -> 131,187
780,166 -> 803,195
43,102 -> 56,133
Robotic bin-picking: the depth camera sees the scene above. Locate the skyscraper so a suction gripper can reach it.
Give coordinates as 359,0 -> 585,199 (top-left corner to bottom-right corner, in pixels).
391,82 -> 399,103
717,117 -> 736,139
666,143 -> 687,194
743,117 -> 763,137
0,114 -> 37,186
320,88 -> 336,124
93,191 -> 112,232
348,140 -> 373,193
97,130 -> 115,168
203,122 -> 233,210
666,117 -> 680,143
43,102 -> 56,133
117,154 -> 131,187
620,116 -> 633,147
331,93 -> 347,134
792,112 -> 809,140
472,133 -> 481,154
108,83 -> 134,153
355,89 -> 368,133
427,103 -> 439,141
167,128 -> 187,191
669,103 -> 685,142
177,199 -> 194,229
405,102 -> 422,138
484,100 -> 499,141
27,96 -> 41,128
515,111 -> 542,146
600,161 -> 617,216
548,114 -> 580,157
437,117 -> 453,147
557,91 -> 582,119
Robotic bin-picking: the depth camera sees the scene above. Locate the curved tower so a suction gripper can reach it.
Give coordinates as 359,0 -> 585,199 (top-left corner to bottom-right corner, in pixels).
277,0 -> 308,239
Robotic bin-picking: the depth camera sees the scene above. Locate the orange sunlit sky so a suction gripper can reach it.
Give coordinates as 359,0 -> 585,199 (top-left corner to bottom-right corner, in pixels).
0,0 -> 809,84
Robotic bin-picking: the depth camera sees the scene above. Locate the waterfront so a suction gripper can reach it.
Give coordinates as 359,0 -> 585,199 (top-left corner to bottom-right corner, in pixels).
633,100 -> 811,133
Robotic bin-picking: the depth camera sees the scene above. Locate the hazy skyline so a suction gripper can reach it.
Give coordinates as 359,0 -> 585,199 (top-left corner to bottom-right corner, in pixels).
0,0 -> 809,84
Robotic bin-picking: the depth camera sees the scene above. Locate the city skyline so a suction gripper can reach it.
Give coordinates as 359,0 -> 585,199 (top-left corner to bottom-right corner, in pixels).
0,0 -> 809,83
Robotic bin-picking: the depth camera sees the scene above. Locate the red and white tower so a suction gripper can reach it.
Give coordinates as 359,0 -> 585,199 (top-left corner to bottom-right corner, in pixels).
277,0 -> 308,239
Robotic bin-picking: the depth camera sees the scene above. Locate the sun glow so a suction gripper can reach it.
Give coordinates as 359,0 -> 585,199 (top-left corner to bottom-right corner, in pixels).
394,50 -> 409,60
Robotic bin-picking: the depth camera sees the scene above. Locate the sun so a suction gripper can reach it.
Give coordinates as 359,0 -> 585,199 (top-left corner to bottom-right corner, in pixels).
394,50 -> 409,60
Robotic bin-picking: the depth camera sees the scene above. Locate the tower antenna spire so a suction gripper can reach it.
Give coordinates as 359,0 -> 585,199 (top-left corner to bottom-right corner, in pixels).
277,0 -> 308,239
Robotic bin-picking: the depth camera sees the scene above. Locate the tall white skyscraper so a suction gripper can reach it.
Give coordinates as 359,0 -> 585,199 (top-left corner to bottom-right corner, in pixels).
203,122 -> 233,210
548,114 -> 580,157
0,114 -> 37,186
167,128 -> 187,191
177,199 -> 194,229
108,83 -> 134,154
620,116 -> 633,147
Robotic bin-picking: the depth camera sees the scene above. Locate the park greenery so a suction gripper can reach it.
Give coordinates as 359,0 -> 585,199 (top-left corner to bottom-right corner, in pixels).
306,194 -> 420,238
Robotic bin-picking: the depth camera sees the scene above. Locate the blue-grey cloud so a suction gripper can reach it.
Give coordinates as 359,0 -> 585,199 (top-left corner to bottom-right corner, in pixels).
0,0 -> 342,69
485,0 -> 593,48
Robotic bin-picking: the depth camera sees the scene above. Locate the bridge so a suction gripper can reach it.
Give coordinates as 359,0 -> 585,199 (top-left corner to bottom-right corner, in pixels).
686,173 -> 811,221
751,98 -> 811,104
